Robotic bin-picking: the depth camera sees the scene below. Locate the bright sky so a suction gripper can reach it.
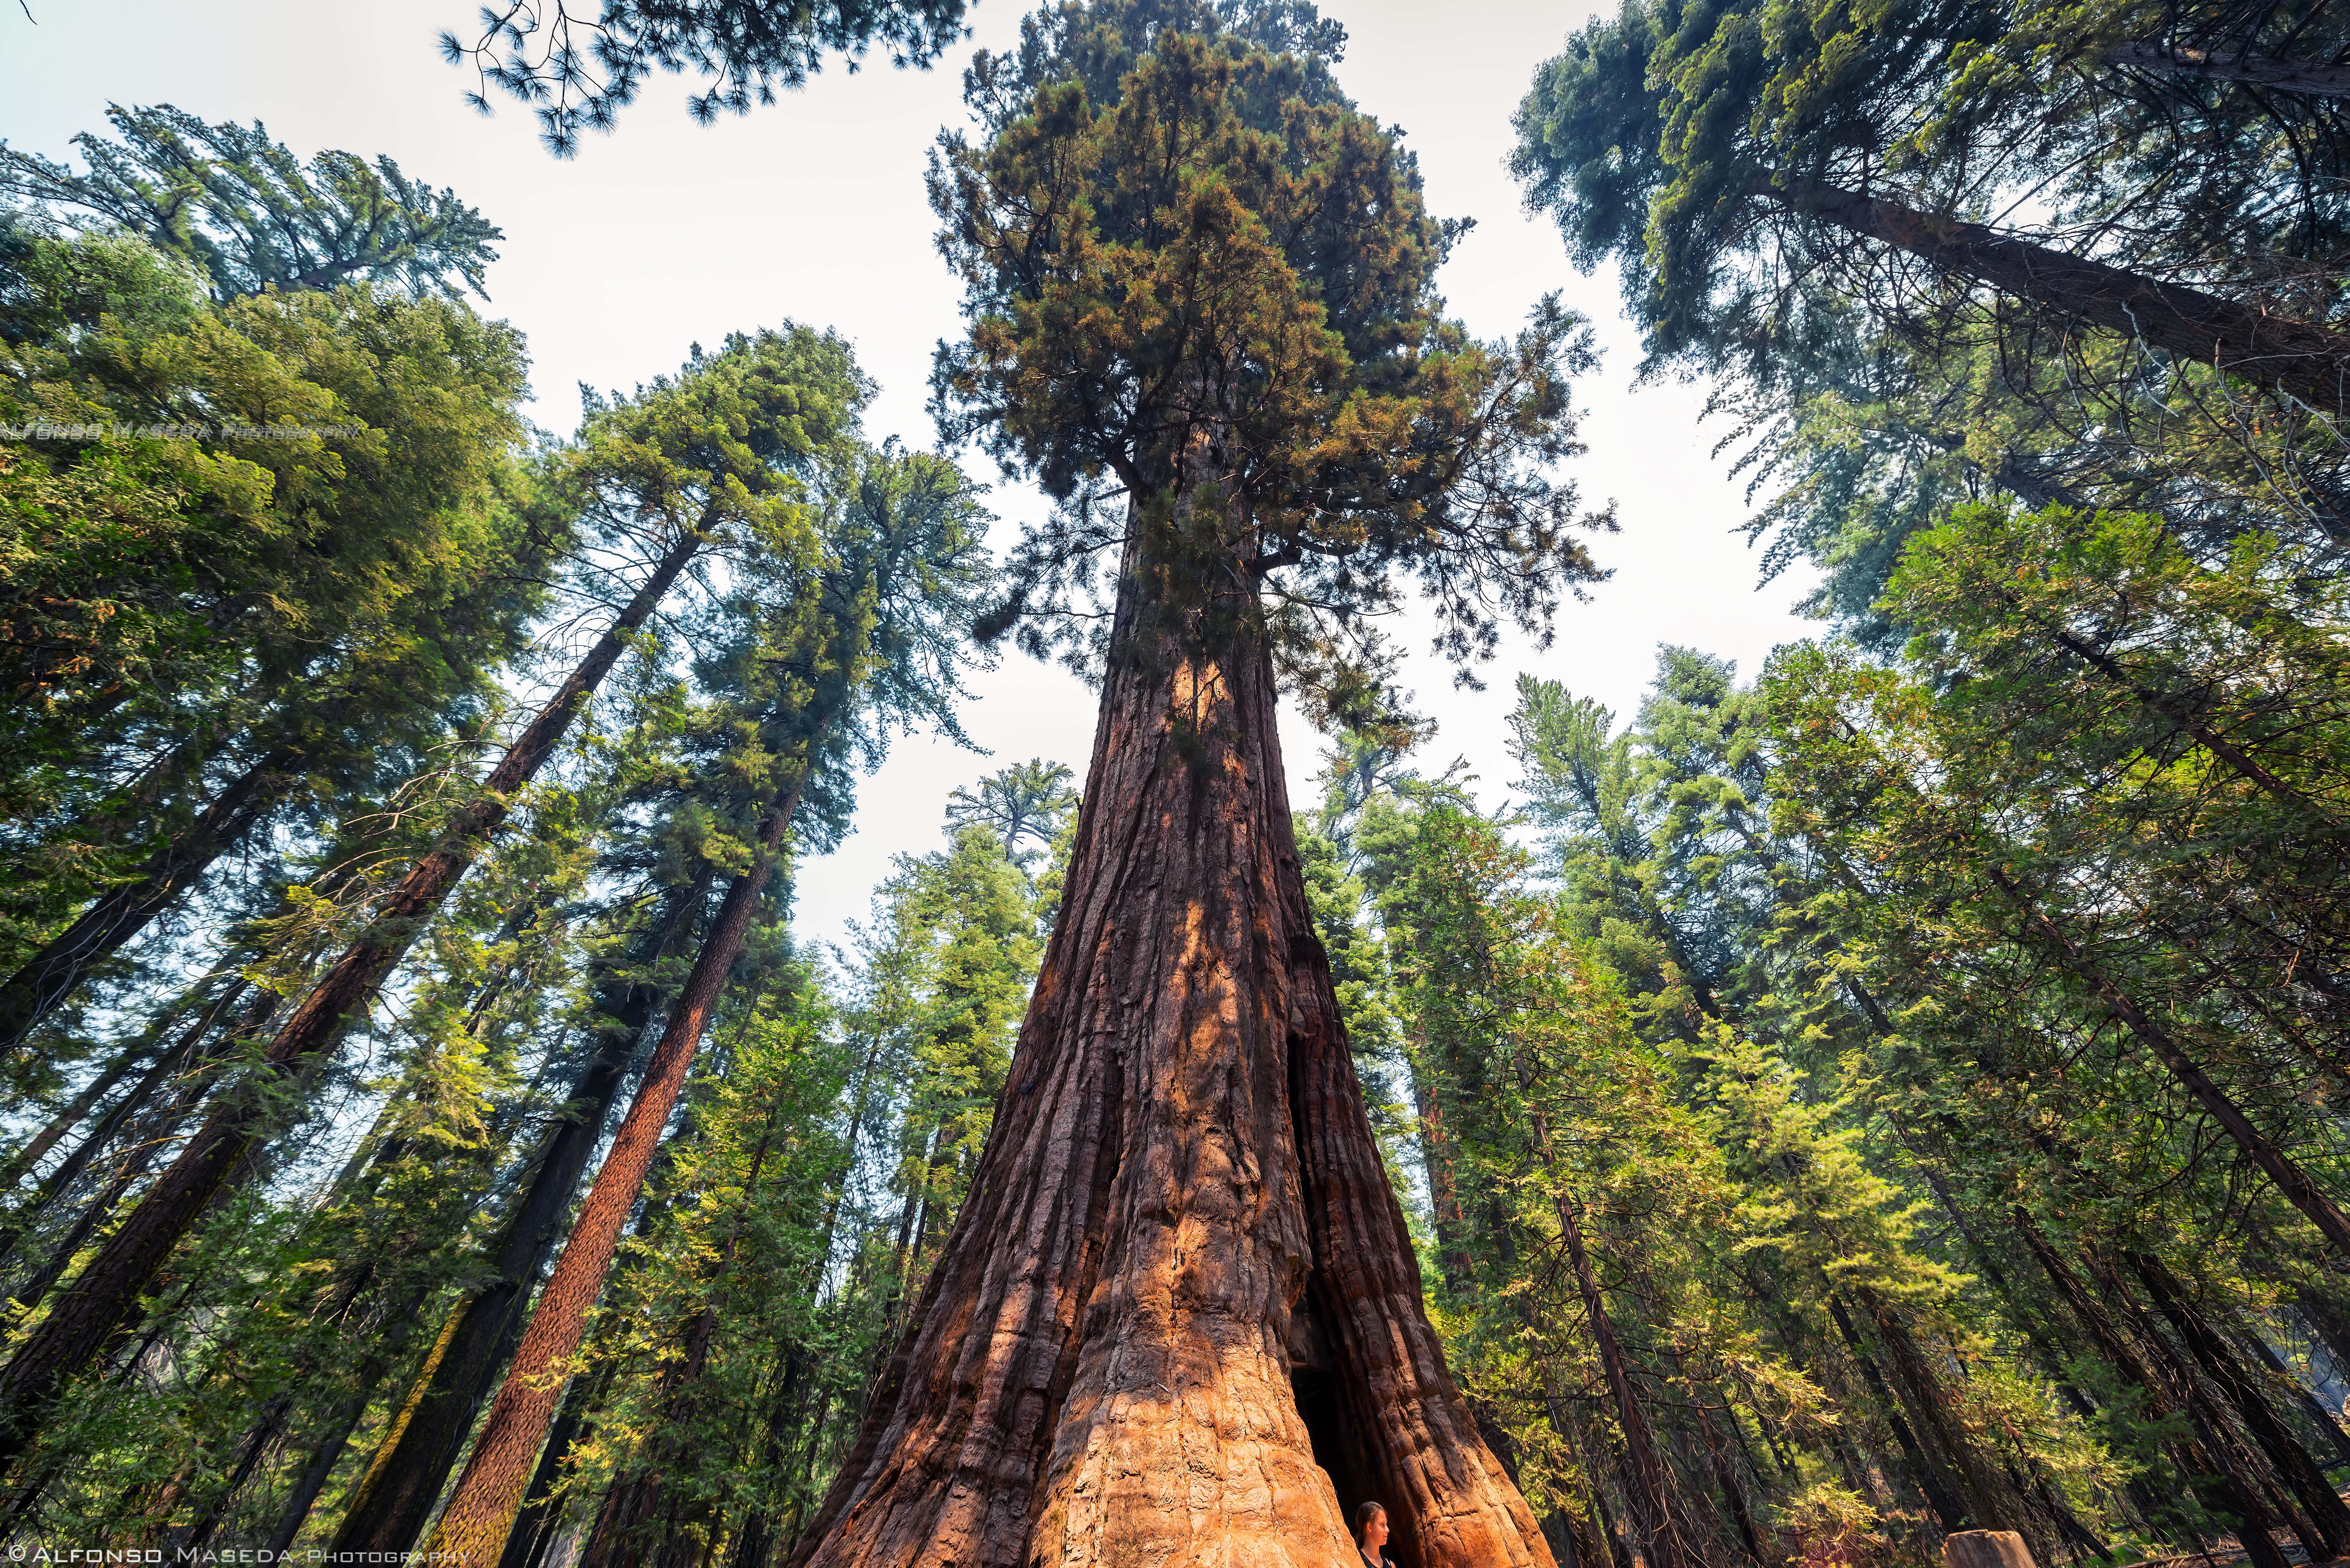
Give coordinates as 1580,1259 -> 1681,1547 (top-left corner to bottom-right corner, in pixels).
0,0 -> 1821,951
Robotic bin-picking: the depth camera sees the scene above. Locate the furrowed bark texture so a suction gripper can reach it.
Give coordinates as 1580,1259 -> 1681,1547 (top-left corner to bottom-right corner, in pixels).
0,527 -> 703,1471
1792,181 -> 2350,413
787,531 -> 1550,1568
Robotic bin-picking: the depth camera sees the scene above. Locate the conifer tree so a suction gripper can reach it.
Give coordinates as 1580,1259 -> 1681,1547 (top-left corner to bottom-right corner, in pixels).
443,0 -> 972,154
787,6 -> 1603,1565
0,326 -> 866,1471
1,105 -> 500,300
0,237 -> 548,1063
427,441 -> 993,1560
1509,0 -> 2350,411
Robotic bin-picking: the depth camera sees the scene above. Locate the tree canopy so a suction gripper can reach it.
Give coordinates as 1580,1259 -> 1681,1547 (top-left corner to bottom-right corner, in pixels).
1,104 -> 502,299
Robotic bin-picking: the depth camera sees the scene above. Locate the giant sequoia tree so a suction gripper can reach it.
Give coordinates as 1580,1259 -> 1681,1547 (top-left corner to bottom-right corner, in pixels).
787,7 -> 1603,1566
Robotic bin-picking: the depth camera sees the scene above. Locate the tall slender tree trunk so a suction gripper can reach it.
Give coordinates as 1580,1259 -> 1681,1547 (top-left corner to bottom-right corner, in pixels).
0,1023 -> 165,1196
1541,1148 -> 1685,1568
1984,865 -> 2350,1259
265,1280 -> 437,1558
1406,1034 -> 1474,1296
1785,179 -> 2350,413
2102,41 -> 2350,97
2035,627 -> 2329,818
428,775 -> 807,1562
330,874 -> 709,1556
0,743 -> 300,1059
2014,1210 -> 2293,1568
2086,1247 -> 2325,1561
583,1067 -> 788,1568
2240,1321 -> 2350,1469
0,981 -> 272,1292
1824,1292 -> 1973,1530
2129,1252 -> 2350,1558
0,524 -> 707,1472
780,522 -> 1548,1568
496,1235 -> 663,1568
1861,1289 -> 2026,1532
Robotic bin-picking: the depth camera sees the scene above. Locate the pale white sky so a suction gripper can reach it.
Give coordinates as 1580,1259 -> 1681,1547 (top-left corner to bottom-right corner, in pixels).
0,0 -> 1820,949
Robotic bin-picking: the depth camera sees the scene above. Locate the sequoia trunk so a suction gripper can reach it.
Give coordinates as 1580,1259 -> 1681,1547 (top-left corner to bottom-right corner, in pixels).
785,522 -> 1549,1568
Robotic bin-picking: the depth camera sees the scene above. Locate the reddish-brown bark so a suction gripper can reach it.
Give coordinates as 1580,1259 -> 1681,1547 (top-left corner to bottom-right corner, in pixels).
0,524 -> 706,1471
327,875 -> 710,1557
427,781 -> 803,1562
785,528 -> 1550,1568
581,1067 -> 788,1568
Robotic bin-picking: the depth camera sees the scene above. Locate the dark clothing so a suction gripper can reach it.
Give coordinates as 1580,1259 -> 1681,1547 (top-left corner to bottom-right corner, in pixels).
1361,1550 -> 1395,1568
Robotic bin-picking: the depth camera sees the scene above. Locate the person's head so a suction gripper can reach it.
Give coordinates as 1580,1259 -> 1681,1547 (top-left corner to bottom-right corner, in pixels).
1354,1501 -> 1389,1552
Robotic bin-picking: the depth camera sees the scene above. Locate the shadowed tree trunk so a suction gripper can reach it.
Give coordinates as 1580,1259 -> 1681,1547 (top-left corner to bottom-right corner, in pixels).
2102,41 -> 2350,96
0,979 -> 269,1279
1785,180 -> 2350,413
2015,1210 -> 2293,1568
2129,1252 -> 2350,1559
779,520 -> 1549,1568
1824,1293 -> 1973,1530
0,1022 -> 166,1196
0,524 -> 706,1472
1543,1151 -> 1685,1568
427,777 -> 807,1560
327,874 -> 709,1556
1985,865 -> 2350,1260
0,742 -> 303,1061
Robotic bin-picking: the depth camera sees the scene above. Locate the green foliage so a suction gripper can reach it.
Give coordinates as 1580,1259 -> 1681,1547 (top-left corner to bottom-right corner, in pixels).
933,0 -> 1604,689
0,226 -> 547,1071
443,0 -> 973,155
943,757 -> 1077,870
1,104 -> 502,300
